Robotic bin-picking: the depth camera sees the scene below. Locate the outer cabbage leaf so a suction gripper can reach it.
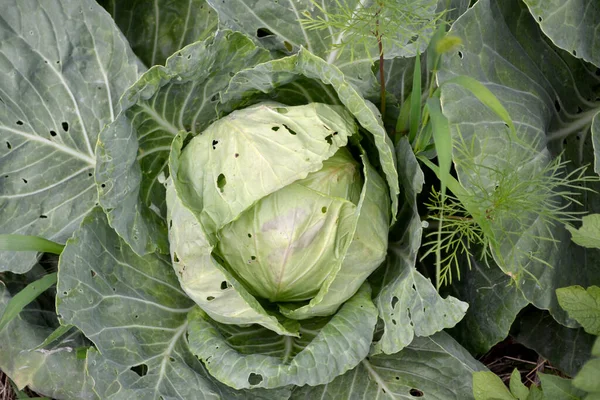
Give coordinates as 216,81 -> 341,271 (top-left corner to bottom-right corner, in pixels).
0,0 -> 142,272
437,0 -> 600,325
187,284 -> 378,390
371,138 -> 468,355
291,331 -> 486,399
523,0 -> 600,67
98,0 -> 218,67
206,0 -> 438,97
222,48 -> 400,221
0,278 -> 94,399
56,208 -> 266,399
96,31 -> 270,256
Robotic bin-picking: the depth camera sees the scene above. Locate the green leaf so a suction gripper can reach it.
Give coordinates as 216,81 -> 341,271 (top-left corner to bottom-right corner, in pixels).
473,371 -> 516,400
539,373 -> 586,400
187,284 -> 378,390
56,208 -> 250,398
573,358 -> 600,394
0,0 -> 142,273
437,0 -> 600,326
514,308 -> 596,377
522,0 -> 600,67
293,332 -> 486,399
371,138 -> 468,355
0,273 -> 57,332
556,286 -> 600,335
526,385 -> 544,400
567,215 -> 600,249
0,235 -> 64,255
441,75 -> 516,138
96,30 -> 271,256
0,276 -> 94,399
510,369 -> 529,400
32,324 -> 75,351
99,0 -> 218,67
572,337 -> 600,397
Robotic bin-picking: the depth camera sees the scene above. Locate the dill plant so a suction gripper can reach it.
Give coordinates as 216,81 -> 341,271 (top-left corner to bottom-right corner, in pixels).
422,131 -> 598,288
301,0 -> 443,115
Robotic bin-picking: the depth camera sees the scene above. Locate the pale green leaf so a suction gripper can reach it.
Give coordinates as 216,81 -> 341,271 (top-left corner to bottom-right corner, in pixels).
567,215 -> 600,249
556,285 -> 600,335
99,0 -> 218,67
187,284 -> 378,390
510,369 -> 529,400
473,371 -> 515,400
278,148 -> 390,319
32,324 -> 75,351
222,48 -> 400,221
0,0 -> 142,273
573,359 -> 600,395
166,139 -> 298,335
539,373 -> 585,400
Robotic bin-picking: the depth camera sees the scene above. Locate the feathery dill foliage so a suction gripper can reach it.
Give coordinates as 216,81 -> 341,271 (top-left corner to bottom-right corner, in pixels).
300,0 -> 442,61
422,134 -> 598,287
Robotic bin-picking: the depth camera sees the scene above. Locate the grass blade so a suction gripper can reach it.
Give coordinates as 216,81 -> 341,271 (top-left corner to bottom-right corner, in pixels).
0,273 -> 57,332
426,96 -> 453,288
0,234 -> 64,255
33,324 -> 75,350
442,75 -> 516,138
409,52 -> 422,142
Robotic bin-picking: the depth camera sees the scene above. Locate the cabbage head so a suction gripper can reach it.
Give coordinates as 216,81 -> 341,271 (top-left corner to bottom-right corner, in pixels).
167,101 -> 390,324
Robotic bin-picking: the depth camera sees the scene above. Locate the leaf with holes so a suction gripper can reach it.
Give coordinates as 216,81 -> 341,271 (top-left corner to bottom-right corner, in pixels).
292,332 -> 486,399
187,284 -> 378,390
56,208 -> 279,399
0,0 -> 142,273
